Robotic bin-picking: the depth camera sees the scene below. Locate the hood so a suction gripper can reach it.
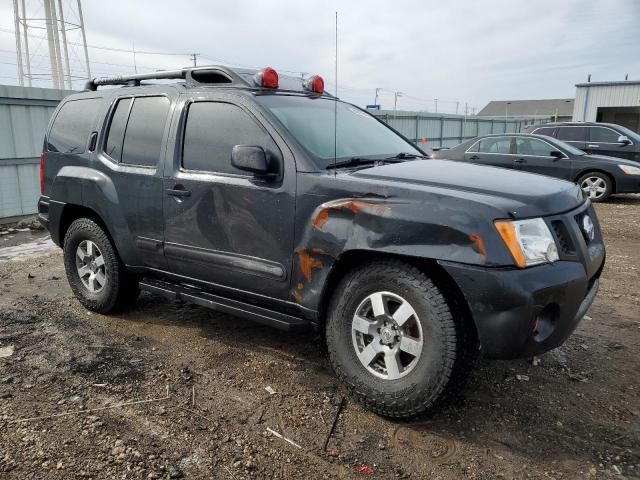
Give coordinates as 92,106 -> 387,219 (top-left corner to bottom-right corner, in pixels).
351,159 -> 584,218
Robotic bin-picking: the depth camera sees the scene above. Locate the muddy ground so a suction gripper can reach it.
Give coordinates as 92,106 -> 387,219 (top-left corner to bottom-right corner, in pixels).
0,196 -> 638,480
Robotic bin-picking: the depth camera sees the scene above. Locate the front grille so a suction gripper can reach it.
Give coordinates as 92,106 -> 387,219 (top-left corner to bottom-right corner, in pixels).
551,220 -> 575,255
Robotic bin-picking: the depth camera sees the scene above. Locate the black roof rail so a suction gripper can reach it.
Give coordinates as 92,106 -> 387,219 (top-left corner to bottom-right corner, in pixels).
84,66 -> 247,91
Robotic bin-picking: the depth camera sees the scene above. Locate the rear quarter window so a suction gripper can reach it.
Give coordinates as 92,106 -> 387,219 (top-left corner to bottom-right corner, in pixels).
47,98 -> 102,154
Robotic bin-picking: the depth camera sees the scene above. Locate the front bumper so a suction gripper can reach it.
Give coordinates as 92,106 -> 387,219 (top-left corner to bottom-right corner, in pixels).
441,260 -> 602,359
615,174 -> 640,194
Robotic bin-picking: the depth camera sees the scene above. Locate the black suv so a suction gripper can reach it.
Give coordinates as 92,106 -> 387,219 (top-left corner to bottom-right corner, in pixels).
524,121 -> 640,162
38,66 -> 604,418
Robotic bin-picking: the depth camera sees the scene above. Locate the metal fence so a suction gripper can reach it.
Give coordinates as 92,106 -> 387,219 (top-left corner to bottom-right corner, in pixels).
372,110 -> 552,150
0,85 -> 72,220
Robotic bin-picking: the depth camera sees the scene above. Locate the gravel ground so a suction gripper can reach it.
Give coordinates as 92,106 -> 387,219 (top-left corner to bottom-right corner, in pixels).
0,195 -> 638,479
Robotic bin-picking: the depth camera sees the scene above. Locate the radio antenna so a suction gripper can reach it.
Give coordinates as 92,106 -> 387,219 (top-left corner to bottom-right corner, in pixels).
333,11 -> 338,176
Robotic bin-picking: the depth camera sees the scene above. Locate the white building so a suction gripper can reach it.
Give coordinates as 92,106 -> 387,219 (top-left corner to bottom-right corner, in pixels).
573,80 -> 640,133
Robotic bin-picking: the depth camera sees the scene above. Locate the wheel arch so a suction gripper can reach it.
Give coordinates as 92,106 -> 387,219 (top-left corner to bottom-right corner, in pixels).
58,204 -> 117,250
317,250 -> 478,346
575,169 -> 616,193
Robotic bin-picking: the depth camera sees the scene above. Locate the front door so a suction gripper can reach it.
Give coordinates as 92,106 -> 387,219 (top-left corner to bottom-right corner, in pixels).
586,125 -> 636,160
162,95 -> 296,300
512,137 -> 572,180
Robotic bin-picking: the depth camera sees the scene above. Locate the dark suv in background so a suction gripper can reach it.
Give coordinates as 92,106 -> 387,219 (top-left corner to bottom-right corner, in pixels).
524,122 -> 640,162
39,65 -> 604,418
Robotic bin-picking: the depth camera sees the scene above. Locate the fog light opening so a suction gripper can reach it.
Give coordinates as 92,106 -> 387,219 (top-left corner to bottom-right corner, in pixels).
533,303 -> 559,343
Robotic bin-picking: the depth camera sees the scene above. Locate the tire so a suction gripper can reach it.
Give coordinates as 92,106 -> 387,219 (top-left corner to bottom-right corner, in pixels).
577,172 -> 612,202
325,259 -> 465,418
63,218 -> 139,314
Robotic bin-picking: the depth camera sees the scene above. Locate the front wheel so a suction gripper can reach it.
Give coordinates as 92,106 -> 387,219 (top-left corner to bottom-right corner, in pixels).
577,172 -> 612,202
325,260 -> 463,418
63,218 -> 139,313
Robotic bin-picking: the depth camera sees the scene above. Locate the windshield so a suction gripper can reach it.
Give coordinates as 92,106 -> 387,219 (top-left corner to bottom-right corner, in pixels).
256,95 -> 422,166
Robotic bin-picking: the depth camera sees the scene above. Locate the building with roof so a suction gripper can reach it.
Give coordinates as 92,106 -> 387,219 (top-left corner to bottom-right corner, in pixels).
573,80 -> 640,133
477,99 -> 574,122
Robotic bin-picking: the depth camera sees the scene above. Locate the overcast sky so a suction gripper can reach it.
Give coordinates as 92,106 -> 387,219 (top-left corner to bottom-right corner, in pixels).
1,0 -> 639,113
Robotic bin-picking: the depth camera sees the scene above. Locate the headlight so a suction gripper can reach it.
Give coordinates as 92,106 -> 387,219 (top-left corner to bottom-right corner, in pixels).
618,165 -> 640,175
495,218 -> 559,268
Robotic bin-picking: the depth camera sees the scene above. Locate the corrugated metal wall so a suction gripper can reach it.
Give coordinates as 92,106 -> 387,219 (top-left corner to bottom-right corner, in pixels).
0,85 -> 73,219
573,83 -> 640,121
373,111 -> 549,149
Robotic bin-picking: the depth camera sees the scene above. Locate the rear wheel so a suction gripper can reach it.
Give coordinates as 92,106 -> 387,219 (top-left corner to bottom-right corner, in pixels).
325,259 -> 466,418
63,218 -> 139,313
577,172 -> 612,202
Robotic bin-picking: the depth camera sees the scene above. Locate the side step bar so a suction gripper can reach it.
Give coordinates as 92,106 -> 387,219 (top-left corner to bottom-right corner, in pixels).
139,278 -> 311,332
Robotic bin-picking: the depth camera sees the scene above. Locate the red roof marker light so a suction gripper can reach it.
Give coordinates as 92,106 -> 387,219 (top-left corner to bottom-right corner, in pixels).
254,67 -> 279,89
304,75 -> 324,94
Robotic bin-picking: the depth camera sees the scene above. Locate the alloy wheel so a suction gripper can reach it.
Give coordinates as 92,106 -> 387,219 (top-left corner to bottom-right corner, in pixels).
351,291 -> 423,380
580,176 -> 607,200
75,240 -> 107,293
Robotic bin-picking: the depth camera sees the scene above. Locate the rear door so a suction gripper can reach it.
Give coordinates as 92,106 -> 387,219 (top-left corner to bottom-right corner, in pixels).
556,126 -> 587,151
96,90 -> 175,269
464,136 -> 514,169
513,137 -> 572,180
586,125 -> 636,160
162,93 -> 296,300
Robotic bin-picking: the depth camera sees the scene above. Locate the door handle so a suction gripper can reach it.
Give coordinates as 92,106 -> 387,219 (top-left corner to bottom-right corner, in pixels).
587,144 -> 599,148
166,186 -> 191,198
469,155 -> 480,160
514,158 -> 527,164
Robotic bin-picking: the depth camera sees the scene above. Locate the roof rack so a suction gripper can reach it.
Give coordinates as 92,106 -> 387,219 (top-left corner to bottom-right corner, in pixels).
84,66 -> 246,91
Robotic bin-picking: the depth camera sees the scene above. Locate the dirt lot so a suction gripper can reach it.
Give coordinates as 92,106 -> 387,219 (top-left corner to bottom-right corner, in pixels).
0,196 -> 639,480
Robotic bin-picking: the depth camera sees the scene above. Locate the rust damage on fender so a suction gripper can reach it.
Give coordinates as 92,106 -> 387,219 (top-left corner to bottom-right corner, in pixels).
469,233 -> 488,262
312,199 -> 390,230
297,248 -> 324,282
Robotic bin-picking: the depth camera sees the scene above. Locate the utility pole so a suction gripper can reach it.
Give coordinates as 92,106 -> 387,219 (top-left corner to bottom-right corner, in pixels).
434,98 -> 438,113
189,53 -> 201,67
12,0 -> 24,86
393,91 -> 403,113
455,101 -> 459,115
15,0 -> 91,88
374,87 -> 382,107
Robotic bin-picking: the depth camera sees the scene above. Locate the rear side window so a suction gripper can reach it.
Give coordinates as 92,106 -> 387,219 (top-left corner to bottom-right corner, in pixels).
121,97 -> 170,166
48,98 -> 101,154
104,98 -> 132,161
532,127 -> 555,137
477,137 -> 511,154
589,127 -> 619,143
104,96 -> 170,166
557,127 -> 586,142
182,102 -> 277,174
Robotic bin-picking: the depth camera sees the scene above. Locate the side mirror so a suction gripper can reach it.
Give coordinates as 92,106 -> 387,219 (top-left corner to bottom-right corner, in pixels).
231,145 -> 269,175
550,150 -> 564,159
618,135 -> 631,145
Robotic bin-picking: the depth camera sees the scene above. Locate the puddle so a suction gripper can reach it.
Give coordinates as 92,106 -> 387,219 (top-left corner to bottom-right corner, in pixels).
0,230 -> 57,262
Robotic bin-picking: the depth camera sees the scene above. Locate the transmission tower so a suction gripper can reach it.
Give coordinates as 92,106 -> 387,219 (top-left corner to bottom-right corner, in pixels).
12,0 -> 91,89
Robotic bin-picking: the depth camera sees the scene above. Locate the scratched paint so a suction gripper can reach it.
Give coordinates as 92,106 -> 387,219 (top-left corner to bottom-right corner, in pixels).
312,199 -> 390,230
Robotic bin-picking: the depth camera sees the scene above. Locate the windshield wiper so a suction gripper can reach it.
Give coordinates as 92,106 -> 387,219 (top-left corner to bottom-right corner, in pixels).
325,157 -> 378,170
386,152 -> 426,160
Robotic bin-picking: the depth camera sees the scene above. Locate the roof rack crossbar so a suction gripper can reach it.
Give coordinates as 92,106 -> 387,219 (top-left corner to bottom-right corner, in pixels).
85,69 -> 188,91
